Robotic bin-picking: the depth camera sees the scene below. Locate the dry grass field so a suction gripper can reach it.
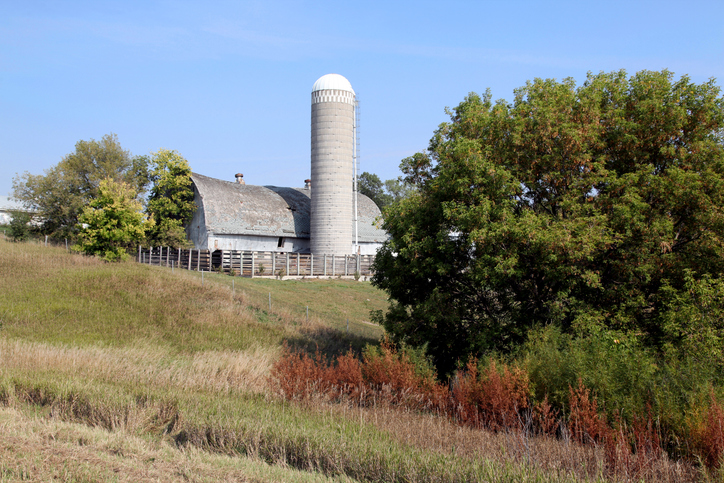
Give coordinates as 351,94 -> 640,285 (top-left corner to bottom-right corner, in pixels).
0,238 -> 705,482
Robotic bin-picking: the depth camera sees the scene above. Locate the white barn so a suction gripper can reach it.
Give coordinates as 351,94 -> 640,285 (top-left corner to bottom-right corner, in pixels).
186,173 -> 387,255
0,196 -> 28,225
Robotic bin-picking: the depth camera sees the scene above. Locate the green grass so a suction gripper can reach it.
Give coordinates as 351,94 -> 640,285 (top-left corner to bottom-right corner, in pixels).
0,239 -> 385,355
0,239 -> 662,482
201,270 -> 388,339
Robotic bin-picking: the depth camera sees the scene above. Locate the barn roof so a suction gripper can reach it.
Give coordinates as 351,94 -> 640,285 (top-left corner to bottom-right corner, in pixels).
190,173 -> 387,243
0,196 -> 26,212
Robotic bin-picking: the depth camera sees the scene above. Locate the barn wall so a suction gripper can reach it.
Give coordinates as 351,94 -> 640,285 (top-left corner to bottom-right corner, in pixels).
186,191 -> 209,249
207,233 -> 310,252
358,242 -> 383,256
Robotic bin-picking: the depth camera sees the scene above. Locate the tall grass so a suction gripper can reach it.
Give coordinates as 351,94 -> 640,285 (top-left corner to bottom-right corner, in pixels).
1,239 -> 621,482
0,406 -> 360,483
0,238 -> 712,482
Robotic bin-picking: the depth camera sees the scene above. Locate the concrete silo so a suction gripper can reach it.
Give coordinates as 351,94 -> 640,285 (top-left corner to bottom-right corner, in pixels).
310,73 -> 356,255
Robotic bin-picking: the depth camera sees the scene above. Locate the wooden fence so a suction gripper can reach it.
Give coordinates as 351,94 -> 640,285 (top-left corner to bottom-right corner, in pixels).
137,247 -> 375,278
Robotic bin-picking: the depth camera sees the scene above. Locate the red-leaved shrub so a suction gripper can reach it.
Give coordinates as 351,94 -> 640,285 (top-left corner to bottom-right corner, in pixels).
568,379 -> 607,444
533,394 -> 560,436
451,359 -> 530,431
271,347 -> 329,400
697,392 -> 724,468
362,339 -> 448,411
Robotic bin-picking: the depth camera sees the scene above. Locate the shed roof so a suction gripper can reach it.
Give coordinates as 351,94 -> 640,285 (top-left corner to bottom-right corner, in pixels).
190,173 -> 387,242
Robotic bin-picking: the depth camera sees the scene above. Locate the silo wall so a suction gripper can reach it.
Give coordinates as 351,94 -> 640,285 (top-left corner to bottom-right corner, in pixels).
310,88 -> 355,255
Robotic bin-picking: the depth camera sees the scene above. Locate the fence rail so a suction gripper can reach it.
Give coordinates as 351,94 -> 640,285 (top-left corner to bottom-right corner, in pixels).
137,247 -> 375,278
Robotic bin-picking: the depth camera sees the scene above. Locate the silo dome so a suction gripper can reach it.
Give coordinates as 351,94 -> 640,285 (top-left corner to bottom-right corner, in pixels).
312,74 -> 355,95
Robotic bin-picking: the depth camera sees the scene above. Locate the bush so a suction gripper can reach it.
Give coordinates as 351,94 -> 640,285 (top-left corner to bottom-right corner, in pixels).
7,211 -> 32,242
522,324 -> 724,464
451,358 -> 530,431
523,325 -> 659,421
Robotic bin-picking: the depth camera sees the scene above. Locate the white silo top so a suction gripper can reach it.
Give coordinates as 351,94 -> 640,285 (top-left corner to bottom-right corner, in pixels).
312,74 -> 355,95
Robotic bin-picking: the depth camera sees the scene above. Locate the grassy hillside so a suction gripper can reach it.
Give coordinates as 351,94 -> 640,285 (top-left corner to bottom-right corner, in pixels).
0,239 -> 697,482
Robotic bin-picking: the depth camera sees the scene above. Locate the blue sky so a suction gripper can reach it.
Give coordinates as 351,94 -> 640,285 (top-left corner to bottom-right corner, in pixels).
1,0 -> 722,196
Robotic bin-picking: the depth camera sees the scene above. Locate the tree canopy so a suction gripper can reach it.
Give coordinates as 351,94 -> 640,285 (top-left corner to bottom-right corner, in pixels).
76,178 -> 151,262
371,70 -> 724,376
12,133 -> 148,239
358,171 -> 414,211
144,149 -> 195,248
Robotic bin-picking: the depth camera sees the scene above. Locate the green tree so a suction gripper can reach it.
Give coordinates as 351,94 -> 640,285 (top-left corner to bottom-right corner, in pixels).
384,177 -> 415,204
372,70 -> 724,376
358,171 -> 414,211
12,133 -> 148,239
7,211 -> 32,242
358,172 -> 392,210
145,149 -> 195,248
75,178 -> 151,262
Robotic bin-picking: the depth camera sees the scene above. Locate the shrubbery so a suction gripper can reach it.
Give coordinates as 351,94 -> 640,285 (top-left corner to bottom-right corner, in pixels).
270,337 -> 724,473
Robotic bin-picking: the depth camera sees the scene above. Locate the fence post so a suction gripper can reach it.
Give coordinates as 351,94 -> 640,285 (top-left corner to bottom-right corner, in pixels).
310,253 -> 314,277
324,254 -> 327,277
188,249 -> 192,271
332,254 -> 335,276
178,248 -> 181,268
345,255 -> 348,276
268,292 -> 271,311
197,249 -> 200,271
272,252 -> 276,275
286,252 -> 289,277
252,251 -> 255,278
297,253 -> 300,276
138,245 -> 141,262
306,306 -> 309,323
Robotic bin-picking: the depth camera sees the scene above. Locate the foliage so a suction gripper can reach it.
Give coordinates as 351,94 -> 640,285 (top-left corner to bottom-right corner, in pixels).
522,325 -> 660,421
144,149 -> 195,248
7,211 -> 32,242
521,324 -> 724,463
12,133 -> 148,239
75,178 -> 150,262
372,69 -> 724,376
358,172 -> 390,209
358,171 -> 414,211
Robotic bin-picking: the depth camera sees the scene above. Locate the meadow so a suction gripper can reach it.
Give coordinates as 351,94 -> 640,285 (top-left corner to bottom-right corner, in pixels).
0,238 -> 706,482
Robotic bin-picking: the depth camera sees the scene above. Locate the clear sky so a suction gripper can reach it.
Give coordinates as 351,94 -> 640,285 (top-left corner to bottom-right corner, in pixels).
1,0 -> 722,197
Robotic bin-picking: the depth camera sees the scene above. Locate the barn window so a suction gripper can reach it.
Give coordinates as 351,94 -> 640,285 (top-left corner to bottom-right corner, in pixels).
277,237 -> 284,248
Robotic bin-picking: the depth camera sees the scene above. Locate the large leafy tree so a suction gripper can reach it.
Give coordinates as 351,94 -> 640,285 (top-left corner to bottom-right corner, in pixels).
144,149 -> 195,248
372,70 -> 724,376
11,133 -> 148,239
76,178 -> 151,262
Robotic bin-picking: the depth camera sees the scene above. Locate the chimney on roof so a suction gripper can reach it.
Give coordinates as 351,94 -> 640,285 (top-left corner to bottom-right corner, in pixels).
304,179 -> 311,190
235,173 -> 245,185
